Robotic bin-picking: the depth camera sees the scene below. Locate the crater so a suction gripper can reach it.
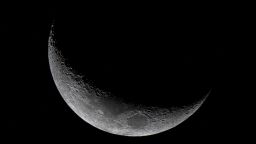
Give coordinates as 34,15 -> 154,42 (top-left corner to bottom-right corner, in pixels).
127,113 -> 148,129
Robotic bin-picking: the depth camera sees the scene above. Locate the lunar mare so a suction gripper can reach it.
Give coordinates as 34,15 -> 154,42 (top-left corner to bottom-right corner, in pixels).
48,24 -> 209,136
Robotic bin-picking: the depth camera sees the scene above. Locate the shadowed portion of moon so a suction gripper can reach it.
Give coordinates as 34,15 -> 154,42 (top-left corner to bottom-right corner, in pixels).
48,22 -> 211,136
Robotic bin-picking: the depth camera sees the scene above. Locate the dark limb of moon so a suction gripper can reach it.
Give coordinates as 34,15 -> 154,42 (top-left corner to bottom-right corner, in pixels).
48,24 -> 210,136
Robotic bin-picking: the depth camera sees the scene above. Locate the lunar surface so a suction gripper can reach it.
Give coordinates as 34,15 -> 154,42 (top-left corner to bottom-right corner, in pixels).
48,24 -> 210,136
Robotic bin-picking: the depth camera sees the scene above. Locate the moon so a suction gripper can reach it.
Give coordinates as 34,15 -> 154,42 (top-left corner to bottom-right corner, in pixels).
48,23 -> 210,137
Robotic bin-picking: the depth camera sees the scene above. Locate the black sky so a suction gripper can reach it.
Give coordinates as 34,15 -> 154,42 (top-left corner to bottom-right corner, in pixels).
5,2 -> 236,143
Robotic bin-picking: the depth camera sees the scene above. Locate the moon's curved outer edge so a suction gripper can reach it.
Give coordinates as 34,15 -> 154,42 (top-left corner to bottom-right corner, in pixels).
48,24 -> 210,136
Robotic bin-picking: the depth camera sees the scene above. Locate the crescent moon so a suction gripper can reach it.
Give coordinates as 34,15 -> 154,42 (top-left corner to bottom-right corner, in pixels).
48,23 -> 210,137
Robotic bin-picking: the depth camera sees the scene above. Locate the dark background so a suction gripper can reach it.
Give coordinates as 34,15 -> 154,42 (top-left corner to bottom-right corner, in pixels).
5,2 -> 239,143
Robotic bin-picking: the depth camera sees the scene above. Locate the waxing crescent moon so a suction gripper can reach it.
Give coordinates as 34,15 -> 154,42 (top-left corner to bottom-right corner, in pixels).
48,24 -> 210,137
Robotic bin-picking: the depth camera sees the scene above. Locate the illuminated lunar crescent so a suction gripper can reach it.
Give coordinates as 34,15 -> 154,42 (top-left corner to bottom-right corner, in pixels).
48,24 -> 210,137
